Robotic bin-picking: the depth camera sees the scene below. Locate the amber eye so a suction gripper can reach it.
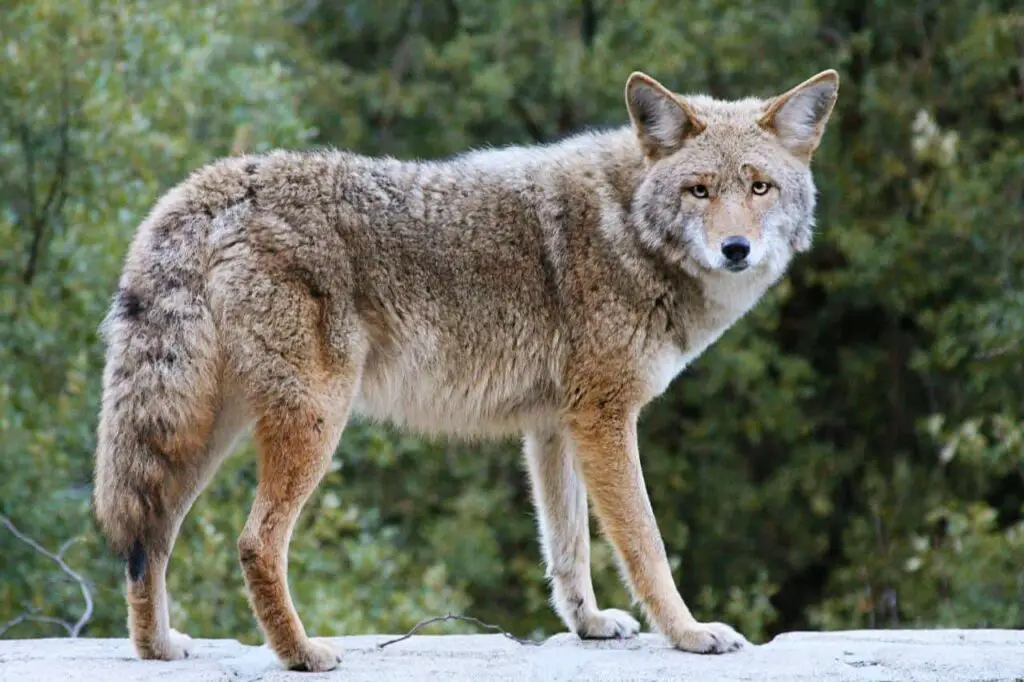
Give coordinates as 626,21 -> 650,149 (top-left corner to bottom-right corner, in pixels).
752,181 -> 771,195
690,184 -> 709,199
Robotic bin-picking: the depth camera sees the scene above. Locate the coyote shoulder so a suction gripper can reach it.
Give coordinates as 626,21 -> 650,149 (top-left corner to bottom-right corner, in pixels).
93,68 -> 839,671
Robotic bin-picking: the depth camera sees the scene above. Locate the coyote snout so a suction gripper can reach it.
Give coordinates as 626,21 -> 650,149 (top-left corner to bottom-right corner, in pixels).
701,189 -> 773,274
721,236 -> 751,271
685,190 -> 779,275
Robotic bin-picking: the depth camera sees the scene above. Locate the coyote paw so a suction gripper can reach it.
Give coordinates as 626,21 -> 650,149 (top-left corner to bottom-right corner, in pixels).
167,629 -> 193,659
135,628 -> 192,661
576,608 -> 641,639
673,622 -> 750,654
285,637 -> 342,672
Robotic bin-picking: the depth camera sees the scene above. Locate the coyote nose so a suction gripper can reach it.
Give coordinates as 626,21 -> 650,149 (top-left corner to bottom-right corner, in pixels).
721,236 -> 750,262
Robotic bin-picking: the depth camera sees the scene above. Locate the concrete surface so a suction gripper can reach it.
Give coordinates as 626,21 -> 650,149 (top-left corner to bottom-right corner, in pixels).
1,630 -> 1022,681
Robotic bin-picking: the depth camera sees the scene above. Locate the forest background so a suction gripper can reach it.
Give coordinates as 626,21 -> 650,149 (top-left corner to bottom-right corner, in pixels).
1,0 -> 1022,643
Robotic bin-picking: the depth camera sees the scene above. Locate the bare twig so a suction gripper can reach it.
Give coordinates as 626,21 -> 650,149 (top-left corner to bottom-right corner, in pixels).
0,611 -> 74,637
0,514 -> 93,638
377,612 -> 541,649
56,536 -> 83,558
976,342 -> 1020,360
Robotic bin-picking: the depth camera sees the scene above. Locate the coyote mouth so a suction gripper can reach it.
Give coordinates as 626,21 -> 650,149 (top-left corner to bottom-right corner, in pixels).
724,261 -> 750,273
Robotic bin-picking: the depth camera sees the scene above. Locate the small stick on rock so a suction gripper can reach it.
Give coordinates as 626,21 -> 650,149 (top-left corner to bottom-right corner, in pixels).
377,612 -> 541,649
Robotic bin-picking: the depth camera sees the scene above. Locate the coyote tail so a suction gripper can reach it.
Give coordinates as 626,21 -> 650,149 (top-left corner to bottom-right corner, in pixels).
92,197 -> 220,581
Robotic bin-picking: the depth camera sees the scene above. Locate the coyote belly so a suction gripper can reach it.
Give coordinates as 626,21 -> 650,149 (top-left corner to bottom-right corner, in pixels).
93,68 -> 839,671
353,326 -> 564,438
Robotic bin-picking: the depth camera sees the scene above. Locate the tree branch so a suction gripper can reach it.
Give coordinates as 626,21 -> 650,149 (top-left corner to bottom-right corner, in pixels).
23,48 -> 73,285
0,515 -> 93,638
509,97 -> 545,143
580,0 -> 598,48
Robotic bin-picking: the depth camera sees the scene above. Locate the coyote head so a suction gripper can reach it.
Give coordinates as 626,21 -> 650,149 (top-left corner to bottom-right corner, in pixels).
625,70 -> 839,278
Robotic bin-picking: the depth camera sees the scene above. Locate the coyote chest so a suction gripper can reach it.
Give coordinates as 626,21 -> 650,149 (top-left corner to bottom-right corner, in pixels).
642,268 -> 776,399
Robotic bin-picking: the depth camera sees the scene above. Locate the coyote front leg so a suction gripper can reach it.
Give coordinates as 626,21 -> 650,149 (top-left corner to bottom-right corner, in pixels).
566,409 -> 749,653
523,428 -> 640,639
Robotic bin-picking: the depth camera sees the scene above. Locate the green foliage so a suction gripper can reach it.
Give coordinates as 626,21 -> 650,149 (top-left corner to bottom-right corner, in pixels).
0,0 -> 324,638
1,0 -> 1021,646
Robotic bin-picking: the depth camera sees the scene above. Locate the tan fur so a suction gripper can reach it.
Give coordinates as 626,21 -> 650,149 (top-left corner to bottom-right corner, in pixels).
92,69 -> 838,671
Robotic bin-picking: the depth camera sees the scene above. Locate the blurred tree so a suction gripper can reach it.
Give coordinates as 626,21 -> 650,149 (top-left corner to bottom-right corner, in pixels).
1,0 -> 1021,646
0,0 -> 335,639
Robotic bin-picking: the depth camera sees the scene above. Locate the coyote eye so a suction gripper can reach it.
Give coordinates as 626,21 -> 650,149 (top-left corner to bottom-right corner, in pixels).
752,181 -> 771,195
689,185 -> 709,199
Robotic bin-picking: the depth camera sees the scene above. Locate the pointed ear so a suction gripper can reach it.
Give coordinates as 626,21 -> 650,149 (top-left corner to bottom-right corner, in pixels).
759,70 -> 840,161
625,72 -> 706,160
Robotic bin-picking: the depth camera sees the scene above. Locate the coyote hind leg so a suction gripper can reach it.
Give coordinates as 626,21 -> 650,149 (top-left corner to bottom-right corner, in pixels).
221,248 -> 360,672
237,392 -> 351,672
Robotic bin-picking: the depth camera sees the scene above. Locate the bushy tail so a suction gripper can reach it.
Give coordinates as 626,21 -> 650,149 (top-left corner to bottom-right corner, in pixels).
92,200 -> 220,580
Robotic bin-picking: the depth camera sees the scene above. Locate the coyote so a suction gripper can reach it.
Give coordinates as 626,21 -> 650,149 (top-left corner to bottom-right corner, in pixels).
93,68 -> 838,671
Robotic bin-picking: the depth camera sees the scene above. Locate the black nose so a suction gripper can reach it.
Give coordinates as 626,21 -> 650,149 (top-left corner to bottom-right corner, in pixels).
721,236 -> 750,262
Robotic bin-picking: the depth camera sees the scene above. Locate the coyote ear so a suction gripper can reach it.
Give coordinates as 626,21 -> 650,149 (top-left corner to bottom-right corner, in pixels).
625,72 -> 706,160
759,70 -> 840,161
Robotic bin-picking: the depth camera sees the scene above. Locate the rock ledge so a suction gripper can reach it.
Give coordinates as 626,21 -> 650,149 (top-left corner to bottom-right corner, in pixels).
1,629 -> 1022,681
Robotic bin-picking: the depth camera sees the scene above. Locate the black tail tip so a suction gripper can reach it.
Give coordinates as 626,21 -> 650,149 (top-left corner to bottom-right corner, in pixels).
127,539 -> 147,582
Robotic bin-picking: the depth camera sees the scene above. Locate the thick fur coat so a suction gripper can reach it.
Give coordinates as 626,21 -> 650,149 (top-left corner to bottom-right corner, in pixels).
93,69 -> 839,671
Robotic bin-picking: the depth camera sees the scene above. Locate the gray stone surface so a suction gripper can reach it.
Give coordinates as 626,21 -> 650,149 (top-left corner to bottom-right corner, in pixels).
1,630 -> 1022,681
